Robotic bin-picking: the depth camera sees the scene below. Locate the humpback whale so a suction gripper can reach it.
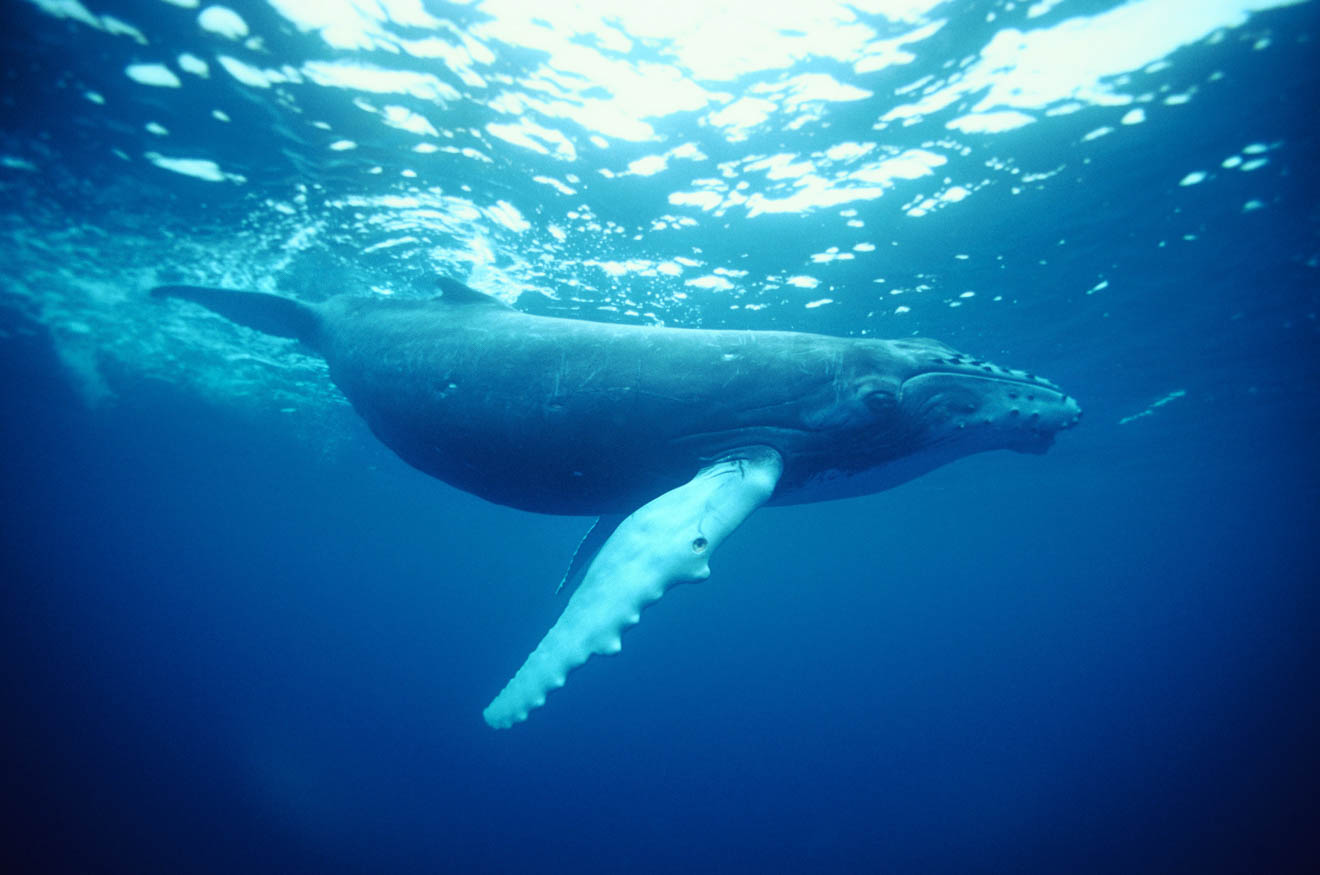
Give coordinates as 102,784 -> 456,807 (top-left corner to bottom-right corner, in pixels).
152,279 -> 1081,728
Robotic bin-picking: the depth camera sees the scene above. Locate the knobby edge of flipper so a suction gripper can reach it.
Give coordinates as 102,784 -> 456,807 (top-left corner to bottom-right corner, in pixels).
151,285 -> 322,349
483,447 -> 784,729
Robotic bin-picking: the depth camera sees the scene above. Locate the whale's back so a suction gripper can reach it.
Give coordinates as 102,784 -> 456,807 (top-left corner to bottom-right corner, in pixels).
315,293 -> 849,514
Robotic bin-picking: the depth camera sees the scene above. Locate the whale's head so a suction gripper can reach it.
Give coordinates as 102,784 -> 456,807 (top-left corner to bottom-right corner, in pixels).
861,337 -> 1082,457
778,335 -> 1080,503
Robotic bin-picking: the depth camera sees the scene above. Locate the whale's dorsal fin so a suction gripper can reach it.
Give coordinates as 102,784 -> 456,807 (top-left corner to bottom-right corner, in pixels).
435,277 -> 511,308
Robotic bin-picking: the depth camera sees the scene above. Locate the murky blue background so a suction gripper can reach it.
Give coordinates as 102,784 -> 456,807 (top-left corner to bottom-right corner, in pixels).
3,1 -> 1316,871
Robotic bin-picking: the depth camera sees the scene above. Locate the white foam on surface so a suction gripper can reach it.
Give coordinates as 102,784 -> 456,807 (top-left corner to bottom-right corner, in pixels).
686,275 -> 734,291
198,6 -> 249,40
380,106 -> 439,137
144,152 -> 244,183
485,201 -> 530,233
178,54 -> 210,76
217,56 -> 277,88
948,110 -> 1035,133
102,15 -> 147,44
534,176 -> 576,196
126,64 -> 182,88
486,120 -> 577,162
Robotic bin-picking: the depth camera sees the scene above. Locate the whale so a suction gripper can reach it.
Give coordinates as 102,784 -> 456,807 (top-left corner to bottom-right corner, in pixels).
152,278 -> 1081,728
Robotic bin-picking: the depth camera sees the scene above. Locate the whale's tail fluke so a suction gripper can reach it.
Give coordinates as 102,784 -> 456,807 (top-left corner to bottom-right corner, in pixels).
151,285 -> 321,349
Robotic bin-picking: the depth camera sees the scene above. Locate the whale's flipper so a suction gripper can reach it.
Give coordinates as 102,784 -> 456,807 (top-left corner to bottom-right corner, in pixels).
151,285 -> 320,347
483,447 -> 783,729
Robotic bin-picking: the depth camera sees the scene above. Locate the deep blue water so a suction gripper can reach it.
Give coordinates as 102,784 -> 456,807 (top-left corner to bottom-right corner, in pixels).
3,1 -> 1318,872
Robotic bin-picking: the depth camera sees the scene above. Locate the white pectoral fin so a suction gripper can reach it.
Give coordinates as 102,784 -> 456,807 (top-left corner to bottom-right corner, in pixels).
483,446 -> 784,729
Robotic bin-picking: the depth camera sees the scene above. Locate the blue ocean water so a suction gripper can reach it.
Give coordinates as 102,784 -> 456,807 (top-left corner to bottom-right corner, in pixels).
2,0 -> 1317,872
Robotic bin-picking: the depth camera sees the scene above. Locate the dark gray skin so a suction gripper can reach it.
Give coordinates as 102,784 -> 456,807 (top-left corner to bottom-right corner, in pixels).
152,280 -> 1081,515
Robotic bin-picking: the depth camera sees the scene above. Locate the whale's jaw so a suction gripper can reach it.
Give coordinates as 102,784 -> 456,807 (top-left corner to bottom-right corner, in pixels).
899,371 -> 1082,456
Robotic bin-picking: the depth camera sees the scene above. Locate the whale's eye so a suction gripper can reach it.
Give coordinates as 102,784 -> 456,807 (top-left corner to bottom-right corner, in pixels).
691,537 -> 708,554
864,390 -> 897,415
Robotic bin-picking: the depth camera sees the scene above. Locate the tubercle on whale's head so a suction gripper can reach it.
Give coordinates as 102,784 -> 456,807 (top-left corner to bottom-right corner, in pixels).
860,337 -> 1082,456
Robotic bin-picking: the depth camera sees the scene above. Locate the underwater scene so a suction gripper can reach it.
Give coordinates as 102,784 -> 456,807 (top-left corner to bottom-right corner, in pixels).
2,0 -> 1317,872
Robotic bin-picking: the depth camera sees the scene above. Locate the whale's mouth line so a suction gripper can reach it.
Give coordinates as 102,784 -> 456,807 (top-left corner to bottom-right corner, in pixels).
899,372 -> 1071,408
903,370 -> 1063,392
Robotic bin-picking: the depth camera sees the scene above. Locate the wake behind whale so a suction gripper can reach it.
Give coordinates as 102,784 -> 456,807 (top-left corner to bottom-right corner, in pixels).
153,279 -> 1081,727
